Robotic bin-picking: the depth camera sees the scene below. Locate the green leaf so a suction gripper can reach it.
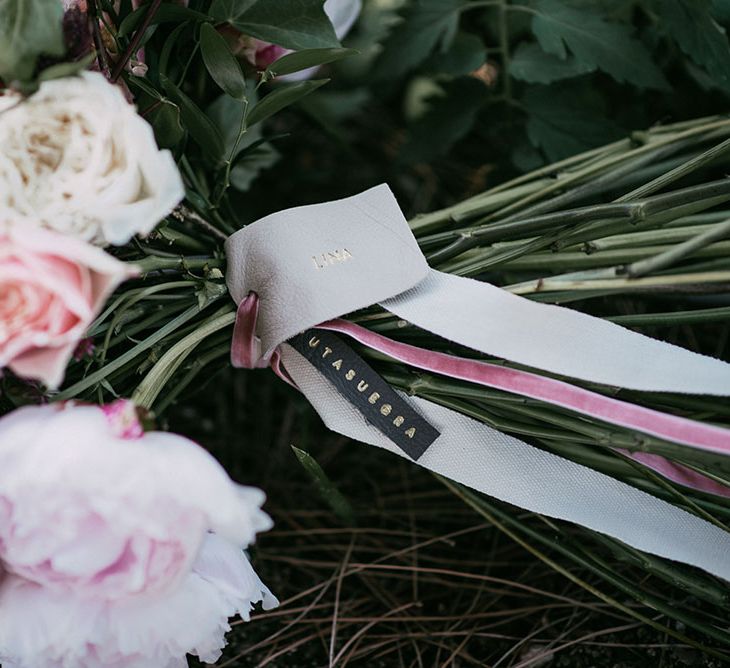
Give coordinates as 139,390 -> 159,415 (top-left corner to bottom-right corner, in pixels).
160,74 -> 224,160
118,4 -> 209,38
185,189 -> 210,213
291,446 -> 355,524
100,379 -> 120,398
158,20 -> 190,75
126,73 -> 164,100
299,88 -> 370,122
400,77 -> 488,164
199,22 -> 247,99
523,83 -> 624,161
509,41 -> 595,84
2,53 -> 99,94
148,99 -> 185,149
207,92 -> 279,190
423,31 -> 485,75
531,0 -> 668,89
373,0 -> 468,79
0,0 -> 64,82
654,0 -> 730,92
38,53 -> 96,82
264,47 -> 357,78
230,142 -> 280,191
195,280 -> 228,309
511,139 -> 546,173
208,91 -> 256,158
712,0 -> 730,22
210,0 -> 339,50
246,78 -> 329,126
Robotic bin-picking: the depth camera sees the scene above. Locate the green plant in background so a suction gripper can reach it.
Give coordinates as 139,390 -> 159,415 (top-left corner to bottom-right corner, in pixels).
359,0 -> 730,167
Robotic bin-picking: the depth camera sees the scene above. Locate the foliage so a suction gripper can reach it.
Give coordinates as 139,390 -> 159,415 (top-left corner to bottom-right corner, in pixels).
372,0 -> 468,79
209,0 -> 339,49
657,0 -> 730,91
530,0 -> 667,89
199,22 -> 247,100
368,0 -> 730,165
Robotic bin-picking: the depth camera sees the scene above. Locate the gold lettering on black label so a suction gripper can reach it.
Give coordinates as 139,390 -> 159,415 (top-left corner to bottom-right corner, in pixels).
288,329 -> 440,460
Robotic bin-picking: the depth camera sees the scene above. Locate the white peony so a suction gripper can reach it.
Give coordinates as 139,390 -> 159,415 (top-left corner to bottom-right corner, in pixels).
0,71 -> 184,246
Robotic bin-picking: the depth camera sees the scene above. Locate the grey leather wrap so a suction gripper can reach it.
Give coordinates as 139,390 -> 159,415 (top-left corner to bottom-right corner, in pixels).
225,184 -> 429,356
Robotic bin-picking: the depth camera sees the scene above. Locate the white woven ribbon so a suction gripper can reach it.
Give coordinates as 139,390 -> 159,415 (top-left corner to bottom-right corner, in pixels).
384,270 -> 730,394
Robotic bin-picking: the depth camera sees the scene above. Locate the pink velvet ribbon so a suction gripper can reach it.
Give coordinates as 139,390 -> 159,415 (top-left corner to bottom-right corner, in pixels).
232,293 -> 730,498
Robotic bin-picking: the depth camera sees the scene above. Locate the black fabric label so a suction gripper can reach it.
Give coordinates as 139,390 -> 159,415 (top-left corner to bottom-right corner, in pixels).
288,329 -> 440,460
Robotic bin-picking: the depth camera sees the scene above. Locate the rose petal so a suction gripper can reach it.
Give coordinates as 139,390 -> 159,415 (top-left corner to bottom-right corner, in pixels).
0,228 -> 135,388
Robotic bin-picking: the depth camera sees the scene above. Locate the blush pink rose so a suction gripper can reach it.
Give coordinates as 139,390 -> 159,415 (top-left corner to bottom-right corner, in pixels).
0,402 -> 277,668
0,227 -> 135,389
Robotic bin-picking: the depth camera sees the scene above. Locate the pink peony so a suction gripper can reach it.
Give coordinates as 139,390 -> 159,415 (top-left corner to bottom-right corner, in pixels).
0,227 -> 136,389
0,402 -> 277,668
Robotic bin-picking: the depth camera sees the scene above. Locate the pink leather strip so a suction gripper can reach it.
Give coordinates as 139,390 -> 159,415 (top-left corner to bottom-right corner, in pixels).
232,293 -> 297,387
318,319 -> 730,498
231,292 -> 266,369
320,319 -> 730,456
619,450 -> 729,497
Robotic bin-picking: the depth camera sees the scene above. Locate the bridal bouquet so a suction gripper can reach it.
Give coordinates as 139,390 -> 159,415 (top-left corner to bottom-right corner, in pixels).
2,0 -> 730,664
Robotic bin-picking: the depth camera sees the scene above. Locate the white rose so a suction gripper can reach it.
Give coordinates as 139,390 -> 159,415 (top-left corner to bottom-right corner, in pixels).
0,71 -> 184,246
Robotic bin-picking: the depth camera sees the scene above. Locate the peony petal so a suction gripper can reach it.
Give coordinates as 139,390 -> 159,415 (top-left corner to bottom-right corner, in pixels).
0,404 -> 273,595
192,532 -> 279,618
0,535 -> 276,668
0,405 -> 276,667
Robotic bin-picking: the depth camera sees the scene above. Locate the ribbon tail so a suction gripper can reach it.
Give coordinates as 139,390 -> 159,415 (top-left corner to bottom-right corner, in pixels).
281,345 -> 730,582
382,270 -> 730,395
318,318 -> 730,497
